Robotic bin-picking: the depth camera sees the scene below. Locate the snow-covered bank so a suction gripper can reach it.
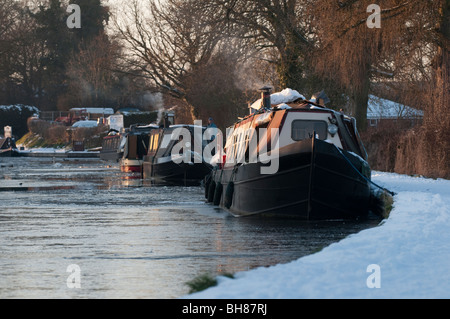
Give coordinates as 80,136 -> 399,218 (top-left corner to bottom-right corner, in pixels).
186,172 -> 450,299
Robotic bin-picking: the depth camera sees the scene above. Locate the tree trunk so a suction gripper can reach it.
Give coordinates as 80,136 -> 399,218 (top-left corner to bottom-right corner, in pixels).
427,0 -> 450,176
353,71 -> 370,132
276,32 -> 305,91
433,1 -> 450,116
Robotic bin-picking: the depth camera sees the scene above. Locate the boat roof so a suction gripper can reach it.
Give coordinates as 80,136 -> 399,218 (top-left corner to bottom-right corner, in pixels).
169,124 -> 206,129
236,102 -> 340,126
70,107 -> 114,114
250,88 -> 306,110
166,124 -> 207,132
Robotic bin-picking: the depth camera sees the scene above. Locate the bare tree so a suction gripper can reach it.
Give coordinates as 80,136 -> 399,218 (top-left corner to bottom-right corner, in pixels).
202,0 -> 313,91
65,34 -> 122,108
426,0 -> 450,176
0,0 -> 19,48
430,1 -> 449,116
113,0 -> 249,124
0,2 -> 47,106
115,0 -> 225,98
0,0 -> 18,103
309,0 -> 447,131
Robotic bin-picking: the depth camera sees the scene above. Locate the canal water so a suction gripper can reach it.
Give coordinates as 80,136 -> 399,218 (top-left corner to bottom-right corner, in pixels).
0,156 -> 380,298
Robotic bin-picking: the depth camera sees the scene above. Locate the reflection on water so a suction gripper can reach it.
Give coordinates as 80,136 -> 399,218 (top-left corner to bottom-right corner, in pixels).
0,157 -> 380,298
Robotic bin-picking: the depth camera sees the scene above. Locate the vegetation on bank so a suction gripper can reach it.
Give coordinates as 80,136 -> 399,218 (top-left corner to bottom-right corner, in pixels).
8,109 -> 159,150
362,122 -> 450,179
17,118 -> 108,150
186,273 -> 235,294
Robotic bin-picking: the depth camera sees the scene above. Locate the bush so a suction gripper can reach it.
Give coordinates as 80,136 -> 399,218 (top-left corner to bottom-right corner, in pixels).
46,125 -> 68,145
23,118 -> 108,149
395,125 -> 449,179
70,125 -> 107,149
27,118 -> 51,136
361,121 -> 403,173
361,121 -> 449,179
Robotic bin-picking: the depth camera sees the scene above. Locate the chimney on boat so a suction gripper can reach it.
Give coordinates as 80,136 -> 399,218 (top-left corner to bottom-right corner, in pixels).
311,90 -> 330,106
259,86 -> 272,110
163,112 -> 175,128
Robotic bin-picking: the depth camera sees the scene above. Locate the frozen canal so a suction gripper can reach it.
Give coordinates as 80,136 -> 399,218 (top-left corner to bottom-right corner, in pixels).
0,157 -> 380,298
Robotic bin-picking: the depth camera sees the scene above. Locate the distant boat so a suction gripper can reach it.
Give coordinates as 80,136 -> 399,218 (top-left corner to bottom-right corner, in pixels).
142,125 -> 213,185
120,124 -> 159,173
99,129 -> 123,162
0,137 -> 20,157
205,88 -> 373,220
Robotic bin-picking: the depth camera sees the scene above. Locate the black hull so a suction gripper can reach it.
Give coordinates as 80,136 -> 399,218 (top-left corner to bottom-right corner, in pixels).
0,148 -> 20,157
143,159 -> 211,185
209,138 -> 371,220
99,151 -> 122,162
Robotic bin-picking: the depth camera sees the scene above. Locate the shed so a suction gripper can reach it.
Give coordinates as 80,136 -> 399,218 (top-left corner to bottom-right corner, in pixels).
367,95 -> 423,127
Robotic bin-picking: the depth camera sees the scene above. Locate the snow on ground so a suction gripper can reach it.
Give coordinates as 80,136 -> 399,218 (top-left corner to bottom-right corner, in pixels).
186,171 -> 450,299
18,147 -> 67,153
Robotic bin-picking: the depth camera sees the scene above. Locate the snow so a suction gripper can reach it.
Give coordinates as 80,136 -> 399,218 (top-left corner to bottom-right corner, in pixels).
276,103 -> 292,110
71,120 -> 98,128
0,104 -> 39,115
367,95 -> 424,120
18,147 -> 67,153
250,88 -> 306,110
69,107 -> 114,115
186,172 -> 450,299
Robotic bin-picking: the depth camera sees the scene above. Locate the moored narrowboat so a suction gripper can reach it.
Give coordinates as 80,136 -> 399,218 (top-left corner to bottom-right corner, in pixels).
206,88 -> 373,220
99,129 -> 123,162
142,124 -> 213,185
0,137 -> 20,157
120,124 -> 158,173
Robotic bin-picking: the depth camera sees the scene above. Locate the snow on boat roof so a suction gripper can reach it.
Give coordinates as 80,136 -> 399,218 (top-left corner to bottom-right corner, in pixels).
169,124 -> 206,129
70,108 -> 114,115
367,95 -> 423,119
71,120 -> 98,128
250,88 -> 306,110
249,89 -> 423,120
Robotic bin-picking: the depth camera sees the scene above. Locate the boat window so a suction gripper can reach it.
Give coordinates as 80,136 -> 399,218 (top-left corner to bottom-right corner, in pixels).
149,135 -> 154,151
291,120 -> 327,141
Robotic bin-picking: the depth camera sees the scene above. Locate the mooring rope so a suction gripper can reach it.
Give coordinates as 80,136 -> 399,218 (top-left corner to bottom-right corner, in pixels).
335,145 -> 396,196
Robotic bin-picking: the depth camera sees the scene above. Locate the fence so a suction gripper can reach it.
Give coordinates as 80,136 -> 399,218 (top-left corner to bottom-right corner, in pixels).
40,111 -> 70,122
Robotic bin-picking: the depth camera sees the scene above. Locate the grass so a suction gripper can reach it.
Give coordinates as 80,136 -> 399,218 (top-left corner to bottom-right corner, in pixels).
17,127 -> 107,150
369,188 -> 395,220
186,272 -> 234,294
16,132 -> 68,149
381,191 -> 394,219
